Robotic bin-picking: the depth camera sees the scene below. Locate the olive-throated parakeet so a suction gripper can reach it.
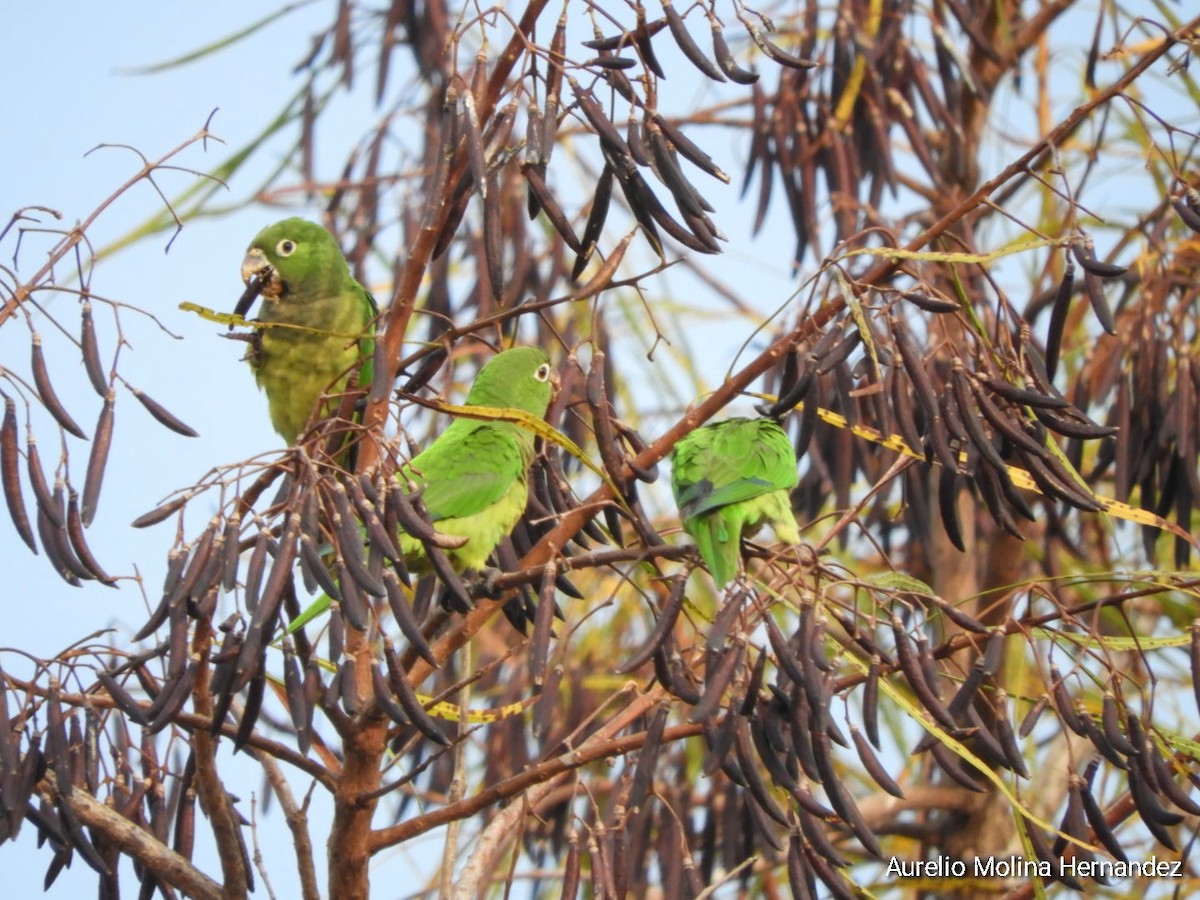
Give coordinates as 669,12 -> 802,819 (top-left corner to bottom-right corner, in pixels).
670,417 -> 800,588
234,218 -> 377,443
398,346 -> 555,573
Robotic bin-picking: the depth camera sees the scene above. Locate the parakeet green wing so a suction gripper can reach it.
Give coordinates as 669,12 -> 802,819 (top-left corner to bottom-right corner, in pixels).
671,417 -> 800,588
396,346 -> 555,573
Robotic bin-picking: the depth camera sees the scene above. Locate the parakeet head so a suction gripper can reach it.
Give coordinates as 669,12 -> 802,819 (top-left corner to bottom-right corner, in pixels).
235,218 -> 353,317
466,346 -> 556,415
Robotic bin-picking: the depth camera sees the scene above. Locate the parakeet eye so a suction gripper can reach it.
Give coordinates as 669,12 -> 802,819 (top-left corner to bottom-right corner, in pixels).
276,239 -> 297,257
534,363 -> 551,382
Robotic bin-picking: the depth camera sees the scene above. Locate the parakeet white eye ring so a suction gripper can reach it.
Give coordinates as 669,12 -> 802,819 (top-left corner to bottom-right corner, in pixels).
277,239 -> 297,256
534,363 -> 551,382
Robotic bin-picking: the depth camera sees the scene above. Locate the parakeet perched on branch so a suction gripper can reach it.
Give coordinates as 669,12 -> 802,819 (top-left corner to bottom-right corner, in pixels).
399,346 -> 555,573
670,417 -> 800,588
234,218 -> 377,443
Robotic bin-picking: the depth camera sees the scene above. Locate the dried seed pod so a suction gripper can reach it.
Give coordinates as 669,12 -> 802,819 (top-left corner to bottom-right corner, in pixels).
529,559 -> 558,688
731,715 -> 790,826
937,468 -> 966,552
36,492 -> 89,584
383,567 -> 436,666
382,638 -> 449,745
862,656 -> 881,748
1032,403 -> 1117,440
1127,763 -> 1180,851
1081,270 -> 1116,335
298,533 -> 341,600
812,730 -> 885,858
1,396 -> 35,552
79,302 -> 109,395
662,0 -> 724,81
25,435 -> 60,526
65,490 -> 114,583
328,483 -> 386,598
522,163 -> 582,252
653,113 -> 729,184
1070,240 -> 1128,278
81,389 -> 115,525
128,387 -> 198,437
899,289 -> 960,313
1172,196 -> 1200,233
1147,741 -> 1200,816
31,334 -> 87,439
977,375 -> 1068,410
1045,261 -> 1075,380
572,163 -> 614,281
690,642 -> 744,724
711,20 -> 758,84
746,23 -> 818,69
851,725 -> 904,797
1101,693 -> 1138,755
617,575 -> 686,674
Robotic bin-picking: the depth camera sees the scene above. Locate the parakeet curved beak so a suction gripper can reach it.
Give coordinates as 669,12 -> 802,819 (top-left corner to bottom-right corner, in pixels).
234,248 -> 273,319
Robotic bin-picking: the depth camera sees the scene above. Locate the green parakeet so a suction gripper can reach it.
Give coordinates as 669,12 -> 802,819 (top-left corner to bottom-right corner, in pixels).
670,417 -> 800,588
398,346 -> 555,573
234,218 -> 377,443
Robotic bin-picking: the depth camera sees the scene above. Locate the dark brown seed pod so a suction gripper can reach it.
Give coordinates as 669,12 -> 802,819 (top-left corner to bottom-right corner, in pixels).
787,833 -> 818,900
522,163 -> 582,252
929,740 -> 987,792
328,484 -> 385,598
977,375 -> 1069,410
128,387 -> 198,437
568,77 -> 631,158
891,616 -> 960,733
812,730 -> 885,858
730,715 -> 790,826
662,0 -> 725,81
932,594 -> 989,635
633,8 -> 666,78
37,493 -> 90,584
1172,197 -> 1200,233
711,21 -> 758,83
851,725 -> 904,797
645,120 -> 710,220
1078,704 -> 1128,769
31,334 -> 87,439
1079,759 -> 1128,861
763,611 -> 806,686
130,493 -> 189,529
370,661 -> 409,725
388,482 -> 469,550
1032,403 -> 1117,440
937,467 -> 966,552
335,559 -> 371,631
626,114 -> 651,167
281,639 -> 310,753
628,704 -> 669,817
617,575 -> 686,674
863,656 -> 881,748
25,434 -> 60,527
298,533 -> 341,600
80,389 -> 115,526
582,18 -> 667,52
586,54 -> 638,70
79,302 -> 109,396
1070,240 -> 1128,278
383,567 -> 436,666
1101,693 -> 1138,755
1045,261 -> 1075,380
148,655 -> 199,734
803,839 -> 856,900
796,803 -> 847,869
1147,741 -> 1200,816
652,113 -> 730,184
1125,767 -> 1180,854
1082,270 -> 1117,335
991,691 -> 1030,777
347,475 -> 401,562
1050,667 -> 1085,735
970,383 -> 1045,457
690,642 -> 743,724
573,163 -> 614,281
233,663 -> 266,752
96,668 -> 149,726
747,23 -> 818,69
1,396 -> 35,552
1018,695 -> 1050,738
382,638 -> 450,745
890,316 -> 937,425
65,490 -> 114,583
899,289 -> 960,313
1191,620 -> 1200,721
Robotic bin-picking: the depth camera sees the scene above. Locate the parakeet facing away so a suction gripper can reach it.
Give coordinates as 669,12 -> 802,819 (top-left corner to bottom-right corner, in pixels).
398,346 -> 555,573
670,417 -> 800,588
234,218 -> 377,444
